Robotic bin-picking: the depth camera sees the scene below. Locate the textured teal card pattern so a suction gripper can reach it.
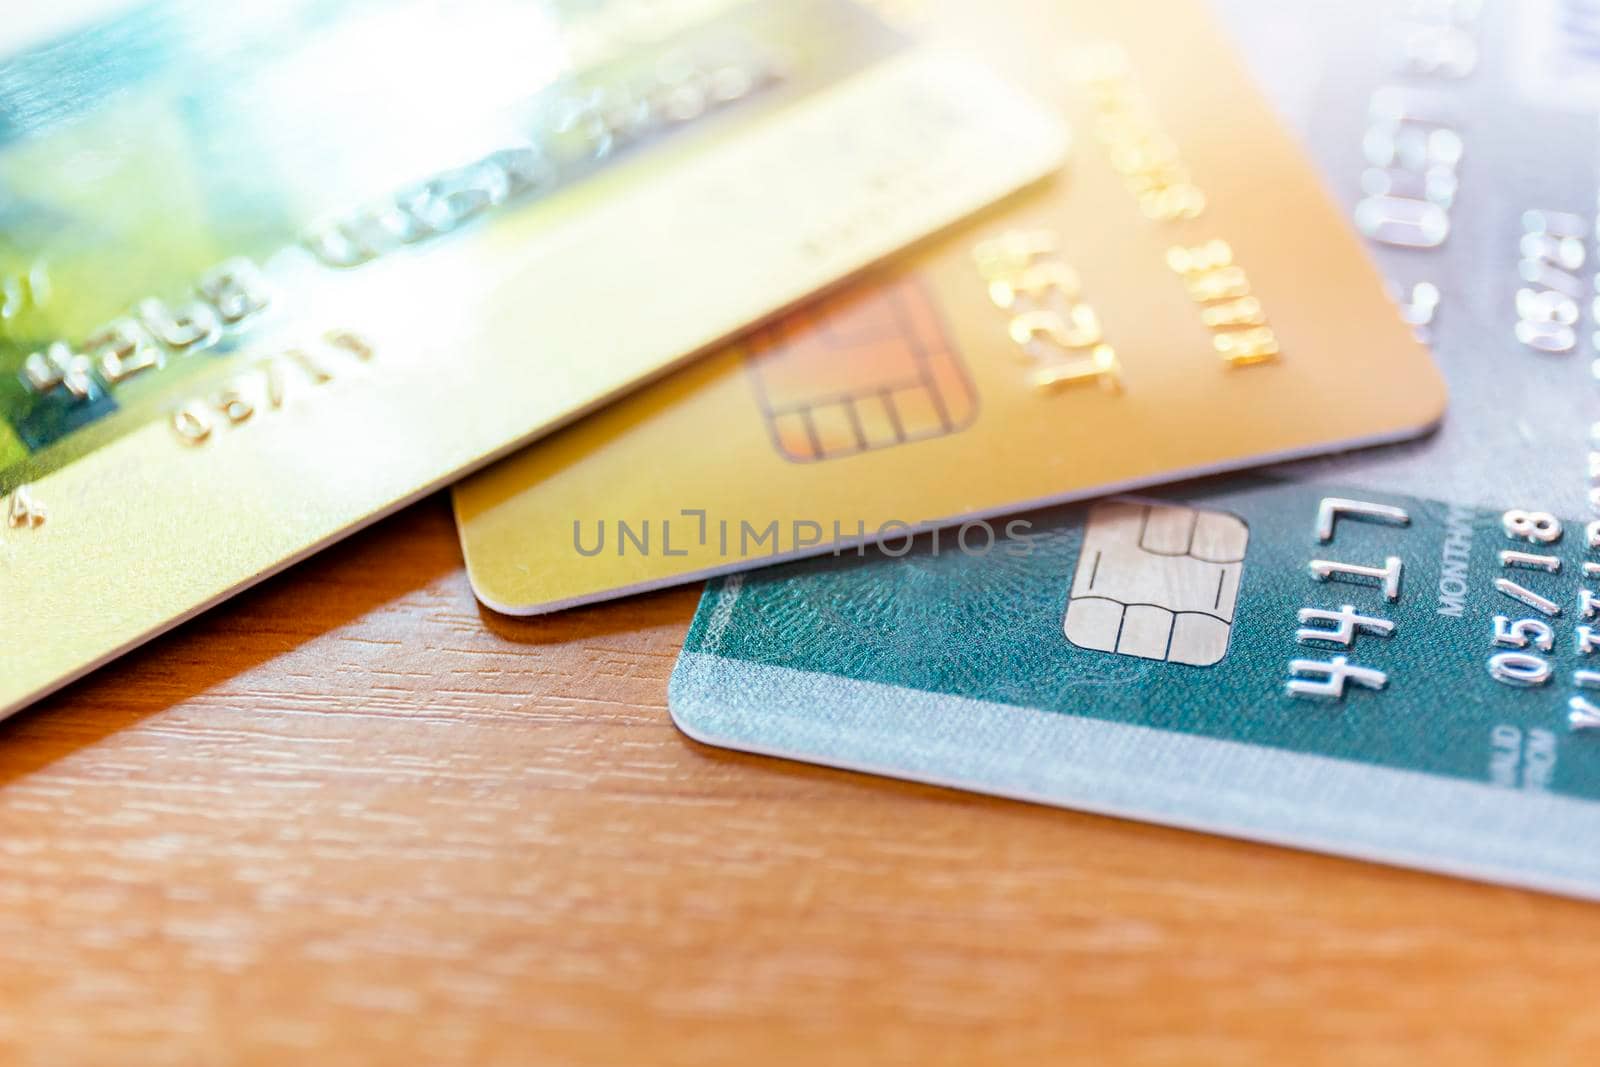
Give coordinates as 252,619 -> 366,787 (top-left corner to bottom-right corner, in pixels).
671,482 -> 1600,897
679,480 -> 1600,798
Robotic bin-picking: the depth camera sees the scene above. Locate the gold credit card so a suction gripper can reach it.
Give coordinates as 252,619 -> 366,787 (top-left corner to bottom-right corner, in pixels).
0,0 -> 1066,715
454,0 -> 1449,615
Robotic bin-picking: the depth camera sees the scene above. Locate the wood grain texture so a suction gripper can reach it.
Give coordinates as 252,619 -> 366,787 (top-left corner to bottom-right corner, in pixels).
5,496 -> 1598,1066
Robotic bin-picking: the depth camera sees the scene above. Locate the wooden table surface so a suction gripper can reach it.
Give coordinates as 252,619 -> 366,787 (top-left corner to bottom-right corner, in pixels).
6,496 -> 1599,1066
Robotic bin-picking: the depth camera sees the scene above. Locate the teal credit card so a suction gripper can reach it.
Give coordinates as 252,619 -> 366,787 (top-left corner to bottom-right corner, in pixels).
672,483 -> 1600,898
671,0 -> 1600,898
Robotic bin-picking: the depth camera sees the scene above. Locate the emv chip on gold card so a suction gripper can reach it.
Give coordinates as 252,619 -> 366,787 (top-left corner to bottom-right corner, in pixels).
749,279 -> 977,463
453,0 -> 1446,616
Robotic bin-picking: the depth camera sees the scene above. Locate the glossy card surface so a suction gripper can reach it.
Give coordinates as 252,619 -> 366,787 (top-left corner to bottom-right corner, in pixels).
0,0 -> 1064,713
454,0 -> 1446,615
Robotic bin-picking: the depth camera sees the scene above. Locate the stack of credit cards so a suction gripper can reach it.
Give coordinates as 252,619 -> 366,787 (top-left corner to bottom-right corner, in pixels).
667,0 -> 1600,900
8,0 -> 1592,901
